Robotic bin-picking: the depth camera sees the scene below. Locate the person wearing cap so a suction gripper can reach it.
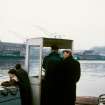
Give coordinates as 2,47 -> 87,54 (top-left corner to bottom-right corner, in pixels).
42,45 -> 63,105
61,49 -> 81,105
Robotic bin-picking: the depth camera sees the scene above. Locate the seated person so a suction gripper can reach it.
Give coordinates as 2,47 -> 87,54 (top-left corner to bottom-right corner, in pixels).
1,67 -> 33,105
1,69 -> 18,87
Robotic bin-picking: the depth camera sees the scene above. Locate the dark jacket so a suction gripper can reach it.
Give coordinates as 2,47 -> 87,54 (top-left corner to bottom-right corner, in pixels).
61,56 -> 81,105
43,52 -> 62,81
42,51 -> 62,105
15,68 -> 33,105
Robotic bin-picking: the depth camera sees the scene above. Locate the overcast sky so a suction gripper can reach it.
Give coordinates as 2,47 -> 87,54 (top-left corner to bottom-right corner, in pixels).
0,0 -> 105,50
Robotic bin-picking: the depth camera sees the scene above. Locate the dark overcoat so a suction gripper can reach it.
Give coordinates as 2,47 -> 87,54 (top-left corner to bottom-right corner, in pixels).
15,68 -> 33,105
42,52 -> 63,105
61,56 -> 81,105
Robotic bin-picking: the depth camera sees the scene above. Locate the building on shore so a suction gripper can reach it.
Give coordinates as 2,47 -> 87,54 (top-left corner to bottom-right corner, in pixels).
73,49 -> 105,60
0,41 -> 105,60
0,41 -> 26,58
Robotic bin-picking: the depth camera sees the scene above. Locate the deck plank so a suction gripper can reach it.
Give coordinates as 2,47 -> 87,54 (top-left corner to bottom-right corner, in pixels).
76,96 -> 98,105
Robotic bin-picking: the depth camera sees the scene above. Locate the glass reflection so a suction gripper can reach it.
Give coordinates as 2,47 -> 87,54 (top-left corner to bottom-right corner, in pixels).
29,46 -> 40,76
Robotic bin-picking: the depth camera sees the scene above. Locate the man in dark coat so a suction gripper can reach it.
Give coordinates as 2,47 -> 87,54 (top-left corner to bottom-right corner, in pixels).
15,64 -> 33,105
42,45 -> 62,105
62,50 -> 81,105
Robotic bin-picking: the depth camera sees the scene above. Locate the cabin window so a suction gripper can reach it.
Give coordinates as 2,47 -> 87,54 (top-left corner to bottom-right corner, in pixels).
28,45 -> 40,77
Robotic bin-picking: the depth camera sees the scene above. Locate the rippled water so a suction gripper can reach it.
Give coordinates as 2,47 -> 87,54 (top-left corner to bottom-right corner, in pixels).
0,59 -> 105,97
77,60 -> 105,97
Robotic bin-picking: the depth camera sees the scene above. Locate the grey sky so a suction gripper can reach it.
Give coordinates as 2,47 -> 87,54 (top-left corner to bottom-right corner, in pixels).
0,0 -> 105,50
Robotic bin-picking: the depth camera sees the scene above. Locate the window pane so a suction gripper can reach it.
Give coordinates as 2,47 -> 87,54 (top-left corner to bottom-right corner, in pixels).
29,46 -> 40,76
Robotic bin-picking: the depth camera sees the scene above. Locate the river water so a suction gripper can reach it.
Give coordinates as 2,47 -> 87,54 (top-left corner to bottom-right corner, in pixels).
77,60 -> 105,97
0,59 -> 105,97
